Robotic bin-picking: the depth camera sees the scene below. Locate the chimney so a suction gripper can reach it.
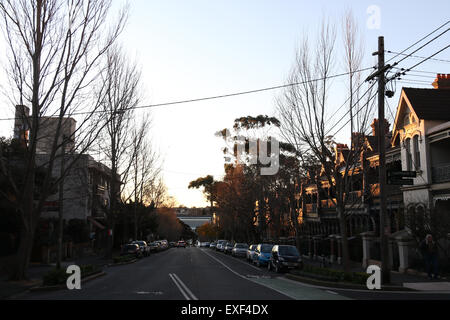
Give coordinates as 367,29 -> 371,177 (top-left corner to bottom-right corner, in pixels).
371,118 -> 390,136
432,74 -> 450,89
13,105 -> 30,145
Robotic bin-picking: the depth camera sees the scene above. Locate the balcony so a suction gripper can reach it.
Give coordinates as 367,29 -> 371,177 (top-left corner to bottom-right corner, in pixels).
432,163 -> 450,184
320,199 -> 336,209
305,203 -> 317,214
95,184 -> 106,195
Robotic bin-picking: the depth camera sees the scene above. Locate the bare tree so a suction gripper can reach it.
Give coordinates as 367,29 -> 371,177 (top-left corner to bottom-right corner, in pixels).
128,116 -> 163,240
0,0 -> 127,280
276,14 -> 375,272
95,44 -> 142,258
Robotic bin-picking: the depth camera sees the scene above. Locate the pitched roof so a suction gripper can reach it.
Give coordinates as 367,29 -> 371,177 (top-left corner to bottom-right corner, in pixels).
403,87 -> 450,120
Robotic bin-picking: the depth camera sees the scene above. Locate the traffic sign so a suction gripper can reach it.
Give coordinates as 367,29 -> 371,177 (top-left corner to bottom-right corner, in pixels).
387,178 -> 414,185
387,170 -> 416,185
387,170 -> 417,178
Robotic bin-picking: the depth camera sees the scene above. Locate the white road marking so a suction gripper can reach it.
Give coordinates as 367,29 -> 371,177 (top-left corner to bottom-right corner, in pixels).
202,248 -> 265,272
168,273 -> 198,300
200,248 -> 297,300
279,276 -> 450,294
326,290 -> 338,295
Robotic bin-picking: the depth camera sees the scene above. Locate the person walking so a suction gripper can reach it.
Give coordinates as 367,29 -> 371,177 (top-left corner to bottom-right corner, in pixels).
420,234 -> 439,280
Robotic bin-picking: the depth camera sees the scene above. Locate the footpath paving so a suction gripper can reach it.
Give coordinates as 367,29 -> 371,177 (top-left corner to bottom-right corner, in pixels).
0,253 -> 113,299
302,256 -> 450,291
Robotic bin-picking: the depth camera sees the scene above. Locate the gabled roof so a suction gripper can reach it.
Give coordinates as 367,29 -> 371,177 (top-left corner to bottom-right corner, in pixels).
402,87 -> 450,120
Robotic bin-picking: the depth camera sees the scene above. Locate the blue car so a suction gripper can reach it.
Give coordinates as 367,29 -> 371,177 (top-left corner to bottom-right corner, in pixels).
252,244 -> 274,267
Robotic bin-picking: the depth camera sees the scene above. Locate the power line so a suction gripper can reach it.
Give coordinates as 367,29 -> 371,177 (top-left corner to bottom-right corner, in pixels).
392,67 -> 442,75
326,81 -> 378,137
0,67 -> 374,122
391,27 -> 450,68
387,44 -> 450,86
329,89 -> 378,137
386,50 -> 450,64
403,44 -> 450,73
385,20 -> 450,64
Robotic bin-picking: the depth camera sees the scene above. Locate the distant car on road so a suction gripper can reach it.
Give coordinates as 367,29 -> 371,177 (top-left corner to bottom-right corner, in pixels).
209,242 -> 217,249
149,241 -> 159,252
231,243 -> 248,257
120,244 -> 142,258
177,240 -> 186,248
224,242 -> 234,254
247,244 -> 257,262
160,240 -> 169,250
268,245 -> 303,273
252,243 -> 274,267
131,240 -> 150,257
216,240 -> 227,251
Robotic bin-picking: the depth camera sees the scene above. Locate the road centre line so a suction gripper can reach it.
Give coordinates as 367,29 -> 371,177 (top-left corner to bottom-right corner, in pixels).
169,273 -> 198,300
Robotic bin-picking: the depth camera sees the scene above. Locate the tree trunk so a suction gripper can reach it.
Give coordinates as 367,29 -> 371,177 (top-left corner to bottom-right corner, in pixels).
337,206 -> 350,272
11,222 -> 35,280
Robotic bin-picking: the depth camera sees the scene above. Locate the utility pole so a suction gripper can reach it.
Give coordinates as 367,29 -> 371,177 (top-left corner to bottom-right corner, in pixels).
376,36 -> 391,284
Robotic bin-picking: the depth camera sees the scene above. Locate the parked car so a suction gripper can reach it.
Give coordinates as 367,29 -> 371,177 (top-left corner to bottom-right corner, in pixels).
216,240 -> 227,251
209,242 -> 217,249
247,244 -> 257,262
231,243 -> 248,257
177,240 -> 186,248
169,241 -> 177,247
224,242 -> 234,254
149,241 -> 159,252
268,245 -> 303,273
159,240 -> 169,250
131,240 -> 150,256
120,243 -> 142,258
252,243 -> 274,267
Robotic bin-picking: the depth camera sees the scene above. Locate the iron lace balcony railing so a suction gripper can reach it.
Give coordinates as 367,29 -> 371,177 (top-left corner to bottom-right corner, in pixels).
432,163 -> 450,184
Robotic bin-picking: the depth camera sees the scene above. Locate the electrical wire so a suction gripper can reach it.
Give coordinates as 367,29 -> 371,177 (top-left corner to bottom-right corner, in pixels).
385,20 -> 450,64
0,67 -> 374,121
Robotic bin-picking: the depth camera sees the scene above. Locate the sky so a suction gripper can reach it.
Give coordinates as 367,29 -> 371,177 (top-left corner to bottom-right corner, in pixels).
1,0 -> 449,207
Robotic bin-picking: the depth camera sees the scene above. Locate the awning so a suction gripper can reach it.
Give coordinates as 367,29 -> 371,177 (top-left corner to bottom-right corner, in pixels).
433,194 -> 450,201
87,216 -> 105,230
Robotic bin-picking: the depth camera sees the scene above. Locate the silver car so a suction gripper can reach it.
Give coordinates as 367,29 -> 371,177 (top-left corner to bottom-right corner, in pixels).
216,240 -> 227,251
224,242 -> 234,254
231,243 -> 248,257
247,244 -> 257,262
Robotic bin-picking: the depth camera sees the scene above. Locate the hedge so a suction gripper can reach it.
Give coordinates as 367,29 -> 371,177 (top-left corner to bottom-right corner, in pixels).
42,264 -> 101,286
292,264 -> 370,285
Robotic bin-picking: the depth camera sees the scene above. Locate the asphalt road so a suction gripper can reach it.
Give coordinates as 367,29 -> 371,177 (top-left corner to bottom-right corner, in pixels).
11,247 -> 450,300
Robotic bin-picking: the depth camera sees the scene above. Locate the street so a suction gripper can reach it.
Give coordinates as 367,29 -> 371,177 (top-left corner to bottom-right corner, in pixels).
12,247 -> 450,300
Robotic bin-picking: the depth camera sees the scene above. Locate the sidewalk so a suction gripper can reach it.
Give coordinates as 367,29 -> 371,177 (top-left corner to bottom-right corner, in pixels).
301,256 -> 450,291
0,253 -> 113,299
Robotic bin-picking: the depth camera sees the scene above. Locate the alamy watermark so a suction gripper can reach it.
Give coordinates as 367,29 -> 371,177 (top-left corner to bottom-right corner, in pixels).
366,5 -> 381,30
66,265 -> 81,290
366,265 -> 381,290
222,129 -> 279,176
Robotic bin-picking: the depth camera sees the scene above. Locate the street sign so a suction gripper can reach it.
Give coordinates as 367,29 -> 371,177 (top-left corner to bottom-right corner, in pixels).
387,178 -> 414,185
387,170 -> 417,178
387,170 -> 416,185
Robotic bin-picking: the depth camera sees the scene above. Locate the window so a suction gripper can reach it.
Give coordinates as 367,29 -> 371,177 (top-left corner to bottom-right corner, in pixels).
405,138 -> 412,170
413,135 -> 420,170
403,114 -> 410,126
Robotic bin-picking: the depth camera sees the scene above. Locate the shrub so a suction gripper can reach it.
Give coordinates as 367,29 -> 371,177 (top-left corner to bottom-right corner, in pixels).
293,264 -> 370,285
42,265 -> 101,286
42,268 -> 69,286
113,255 -> 136,264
